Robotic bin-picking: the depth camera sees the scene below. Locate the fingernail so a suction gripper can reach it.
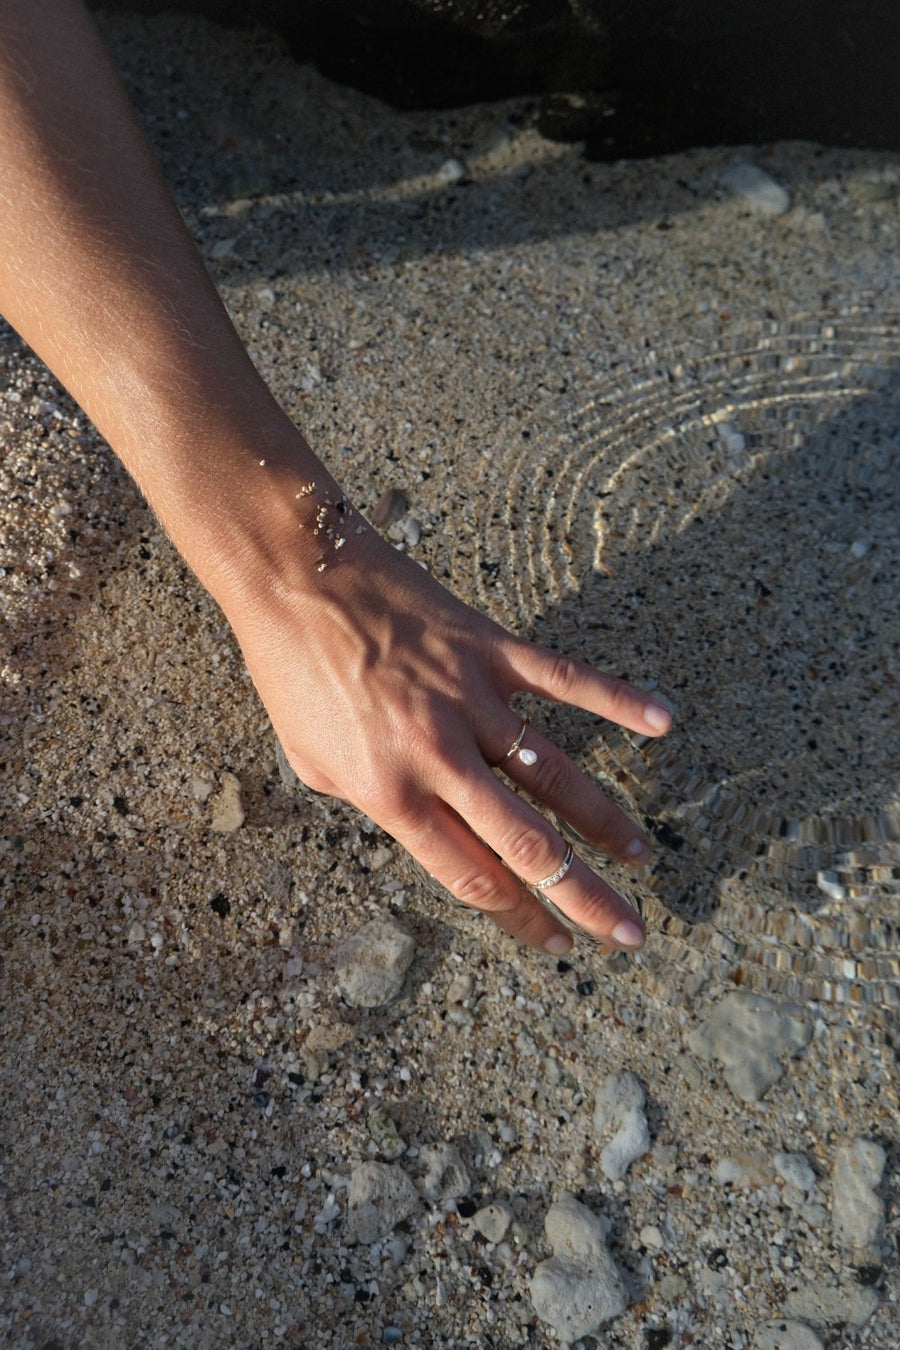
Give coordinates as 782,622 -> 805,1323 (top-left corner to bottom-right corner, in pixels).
544,932 -> 573,956
644,702 -> 672,732
625,836 -> 651,862
611,918 -> 646,950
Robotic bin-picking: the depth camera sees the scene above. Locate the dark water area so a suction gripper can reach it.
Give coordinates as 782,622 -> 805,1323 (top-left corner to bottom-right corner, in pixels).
99,1 -> 900,157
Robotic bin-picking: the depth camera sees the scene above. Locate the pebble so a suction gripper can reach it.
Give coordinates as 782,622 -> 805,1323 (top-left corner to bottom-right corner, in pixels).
686,993 -> 811,1102
333,917 -> 416,1007
372,487 -> 408,529
435,157 -> 466,186
593,1070 -> 651,1181
773,1151 -> 817,1198
367,844 -> 393,871
754,1321 -> 824,1350
715,419 -> 747,455
639,1224 -> 665,1251
446,971 -> 474,1004
714,1152 -> 774,1189
784,1278 -> 880,1329
473,1201 -> 513,1244
345,1161 -> 420,1245
815,870 -> 846,902
722,161 -> 791,216
831,1138 -> 886,1251
401,516 -> 421,548
529,1194 -> 628,1340
368,1105 -> 406,1162
209,771 -> 245,832
419,1142 -> 470,1205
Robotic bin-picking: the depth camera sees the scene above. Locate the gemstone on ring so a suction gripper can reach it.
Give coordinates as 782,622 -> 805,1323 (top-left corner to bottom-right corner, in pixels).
534,844 -> 574,893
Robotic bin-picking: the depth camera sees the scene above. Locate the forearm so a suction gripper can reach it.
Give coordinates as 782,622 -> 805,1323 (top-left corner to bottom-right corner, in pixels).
0,0 -> 332,611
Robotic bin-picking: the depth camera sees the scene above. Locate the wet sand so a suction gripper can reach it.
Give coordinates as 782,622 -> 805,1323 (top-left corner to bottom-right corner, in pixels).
1,11 -> 899,1348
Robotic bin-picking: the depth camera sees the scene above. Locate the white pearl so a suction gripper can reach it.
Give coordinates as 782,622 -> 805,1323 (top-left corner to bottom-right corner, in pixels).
518,748 -> 538,766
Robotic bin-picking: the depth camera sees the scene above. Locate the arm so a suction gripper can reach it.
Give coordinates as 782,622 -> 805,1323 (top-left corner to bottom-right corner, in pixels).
0,0 -> 672,955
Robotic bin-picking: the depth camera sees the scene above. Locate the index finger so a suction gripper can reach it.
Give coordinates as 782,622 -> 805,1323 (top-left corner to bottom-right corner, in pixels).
499,641 -> 673,737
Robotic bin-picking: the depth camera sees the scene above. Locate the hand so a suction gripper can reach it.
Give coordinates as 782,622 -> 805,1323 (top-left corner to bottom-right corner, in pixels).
226,525 -> 672,955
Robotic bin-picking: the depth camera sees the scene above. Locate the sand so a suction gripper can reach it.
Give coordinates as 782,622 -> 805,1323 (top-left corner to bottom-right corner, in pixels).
1,10 -> 899,1348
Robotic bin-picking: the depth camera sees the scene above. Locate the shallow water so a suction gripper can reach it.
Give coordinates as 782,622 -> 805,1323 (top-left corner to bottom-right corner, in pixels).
464,309 -> 900,1007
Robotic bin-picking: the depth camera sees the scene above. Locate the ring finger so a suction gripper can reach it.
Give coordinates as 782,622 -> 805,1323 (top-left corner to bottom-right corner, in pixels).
445,765 -> 647,950
486,718 -> 651,866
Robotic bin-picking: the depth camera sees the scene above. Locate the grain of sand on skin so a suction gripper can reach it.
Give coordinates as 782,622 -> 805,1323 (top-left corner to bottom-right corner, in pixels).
1,10 -> 899,1347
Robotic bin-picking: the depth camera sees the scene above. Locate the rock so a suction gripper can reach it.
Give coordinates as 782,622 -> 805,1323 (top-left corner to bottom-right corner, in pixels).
754,1321 -> 824,1350
816,870 -> 846,902
305,1022 -> 357,1054
446,971 -> 474,1004
831,1139 -> 886,1251
529,1194 -> 628,1340
722,161 -> 791,216
368,1105 -> 406,1162
593,1070 -> 651,1181
784,1278 -> 879,1329
474,1202 -> 513,1244
658,1273 -> 688,1300
402,516 -> 422,547
435,157 -> 466,186
209,771 -> 244,832
419,1143 -> 470,1205
366,844 -> 393,871
686,993 -> 810,1102
333,917 -> 415,1007
715,419 -> 747,454
714,1152 -> 774,1189
639,1224 -> 664,1250
346,1161 -> 420,1245
773,1152 -> 817,1198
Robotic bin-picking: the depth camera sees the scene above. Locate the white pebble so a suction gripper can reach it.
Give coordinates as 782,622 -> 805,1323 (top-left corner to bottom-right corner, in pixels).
816,870 -> 846,902
722,161 -> 791,216
593,1071 -> 650,1181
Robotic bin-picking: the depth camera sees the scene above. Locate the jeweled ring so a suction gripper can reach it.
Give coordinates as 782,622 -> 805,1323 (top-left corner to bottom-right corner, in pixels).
534,844 -> 574,893
501,719 -> 538,768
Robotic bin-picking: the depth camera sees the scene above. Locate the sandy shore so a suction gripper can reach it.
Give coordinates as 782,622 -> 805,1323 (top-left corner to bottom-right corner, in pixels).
2,10 -> 899,1348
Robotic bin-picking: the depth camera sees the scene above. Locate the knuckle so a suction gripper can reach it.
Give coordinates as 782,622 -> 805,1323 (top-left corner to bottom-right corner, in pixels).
547,654 -> 580,700
450,868 -> 501,911
353,776 -> 417,829
500,822 -> 555,877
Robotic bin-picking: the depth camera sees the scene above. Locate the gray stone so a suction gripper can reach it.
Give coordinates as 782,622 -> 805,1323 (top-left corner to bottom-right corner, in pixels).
593,1070 -> 651,1181
530,1194 -> 627,1340
419,1142 -> 470,1205
473,1201 -> 513,1244
367,1105 -> 406,1161
722,161 -> 791,216
831,1139 -> 886,1251
754,1321 -> 824,1350
334,917 -> 415,1007
346,1161 -> 420,1244
686,993 -> 810,1102
773,1152 -> 816,1198
784,1279 -> 880,1329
